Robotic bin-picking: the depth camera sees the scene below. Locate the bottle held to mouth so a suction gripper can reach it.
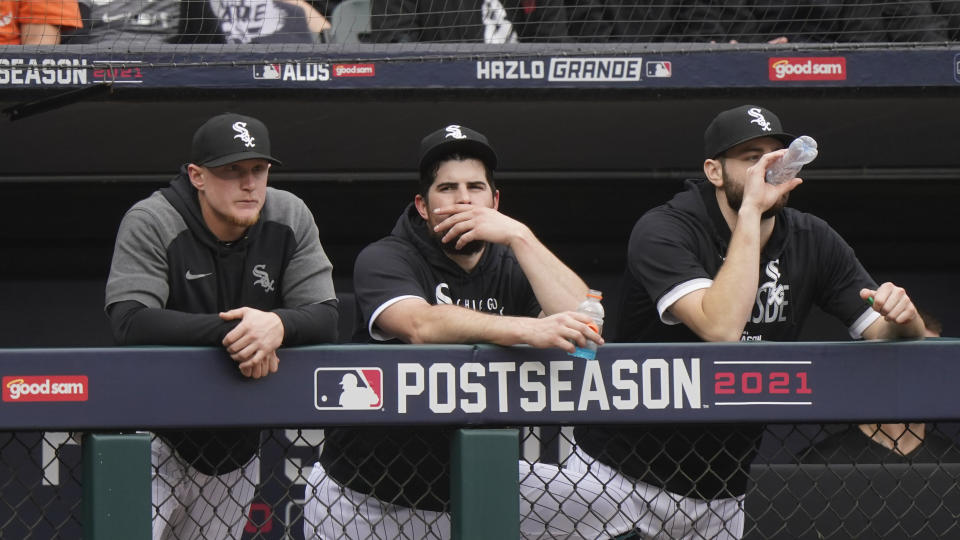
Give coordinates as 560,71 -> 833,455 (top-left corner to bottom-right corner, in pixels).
766,135 -> 818,185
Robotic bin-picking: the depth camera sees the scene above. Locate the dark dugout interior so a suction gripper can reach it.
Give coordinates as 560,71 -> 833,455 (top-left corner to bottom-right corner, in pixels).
2,85 -> 958,346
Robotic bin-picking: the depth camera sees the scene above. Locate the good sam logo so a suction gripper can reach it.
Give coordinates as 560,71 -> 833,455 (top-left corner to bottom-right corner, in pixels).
3,375 -> 88,402
333,63 -> 375,77
769,57 -> 846,81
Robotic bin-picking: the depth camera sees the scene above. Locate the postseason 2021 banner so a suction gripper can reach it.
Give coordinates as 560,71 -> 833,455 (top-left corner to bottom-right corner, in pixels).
0,341 -> 957,429
0,341 -> 957,539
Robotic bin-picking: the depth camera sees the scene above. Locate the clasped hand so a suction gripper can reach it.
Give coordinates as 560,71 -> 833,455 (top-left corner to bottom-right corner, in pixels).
220,307 -> 285,379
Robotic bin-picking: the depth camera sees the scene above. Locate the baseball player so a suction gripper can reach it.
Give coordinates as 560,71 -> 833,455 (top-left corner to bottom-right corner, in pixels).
302,124 -> 640,539
572,104 -> 924,539
105,112 -> 338,539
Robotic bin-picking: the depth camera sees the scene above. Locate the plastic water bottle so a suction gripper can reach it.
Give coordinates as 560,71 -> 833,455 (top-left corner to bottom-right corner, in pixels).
765,135 -> 818,185
569,289 -> 604,361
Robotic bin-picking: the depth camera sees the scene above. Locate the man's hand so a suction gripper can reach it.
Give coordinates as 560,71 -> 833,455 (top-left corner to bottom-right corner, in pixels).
432,204 -> 529,249
513,311 -> 604,353
740,150 -> 803,217
237,351 -> 280,378
860,283 -> 918,325
860,282 -> 925,340
220,308 -> 285,379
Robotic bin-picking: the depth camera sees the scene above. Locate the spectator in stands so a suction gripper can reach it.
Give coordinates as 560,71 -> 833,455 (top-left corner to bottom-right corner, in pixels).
105,112 -> 338,540
0,0 -> 83,44
572,104 -> 926,540
563,0 -> 676,42
63,0 -> 179,45
659,0 -> 948,43
802,310 -> 960,463
671,1 -> 791,43
838,0 -> 948,42
176,0 -> 329,43
933,0 -> 960,41
368,0 -> 568,43
303,124 -> 641,539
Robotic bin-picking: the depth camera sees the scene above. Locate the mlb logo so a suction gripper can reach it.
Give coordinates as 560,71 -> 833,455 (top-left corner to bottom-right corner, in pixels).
314,367 -> 383,410
253,64 -> 282,80
646,61 -> 672,78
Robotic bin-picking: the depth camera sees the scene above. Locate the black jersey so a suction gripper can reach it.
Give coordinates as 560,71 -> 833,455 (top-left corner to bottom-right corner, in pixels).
321,203 -> 539,511
576,179 -> 879,499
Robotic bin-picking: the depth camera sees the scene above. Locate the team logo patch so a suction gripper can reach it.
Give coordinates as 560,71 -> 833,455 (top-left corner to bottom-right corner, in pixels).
314,368 -> 383,410
444,125 -> 466,140
747,107 -> 772,132
232,121 -> 256,148
252,264 -> 274,292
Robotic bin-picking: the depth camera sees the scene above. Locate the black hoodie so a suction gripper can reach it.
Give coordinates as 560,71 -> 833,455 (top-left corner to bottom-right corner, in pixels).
320,203 -> 540,511
575,179 -> 878,499
106,168 -> 338,474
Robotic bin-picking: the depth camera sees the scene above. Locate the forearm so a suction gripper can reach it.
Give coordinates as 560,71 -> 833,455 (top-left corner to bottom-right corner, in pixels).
863,315 -> 925,340
273,300 -> 339,346
508,227 -> 588,315
396,304 -> 524,346
694,210 -> 764,341
107,300 -> 237,346
20,24 -> 60,44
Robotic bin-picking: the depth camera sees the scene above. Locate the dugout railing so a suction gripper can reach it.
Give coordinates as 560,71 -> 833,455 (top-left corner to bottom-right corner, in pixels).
3,341 -> 960,539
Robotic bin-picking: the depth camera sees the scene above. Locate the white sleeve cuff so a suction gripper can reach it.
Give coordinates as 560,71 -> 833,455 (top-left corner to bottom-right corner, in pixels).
657,278 -> 714,325
849,307 -> 882,339
368,295 -> 424,341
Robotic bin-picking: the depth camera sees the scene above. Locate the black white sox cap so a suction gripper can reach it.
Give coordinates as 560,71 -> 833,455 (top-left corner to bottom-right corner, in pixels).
191,113 -> 282,167
703,105 -> 794,159
418,124 -> 498,177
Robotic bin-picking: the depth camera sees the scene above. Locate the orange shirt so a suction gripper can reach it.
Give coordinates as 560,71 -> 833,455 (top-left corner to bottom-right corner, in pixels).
0,0 -> 82,44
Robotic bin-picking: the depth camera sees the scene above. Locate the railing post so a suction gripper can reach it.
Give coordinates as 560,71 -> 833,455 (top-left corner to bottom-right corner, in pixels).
450,428 -> 520,540
82,432 -> 152,540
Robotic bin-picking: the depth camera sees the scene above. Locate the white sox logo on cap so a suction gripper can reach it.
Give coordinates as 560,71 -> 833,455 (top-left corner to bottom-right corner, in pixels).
444,125 -> 467,139
747,107 -> 772,132
232,121 -> 256,148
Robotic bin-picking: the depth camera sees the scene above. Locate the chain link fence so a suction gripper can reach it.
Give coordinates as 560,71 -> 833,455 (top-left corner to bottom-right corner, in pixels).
3,424 -> 960,538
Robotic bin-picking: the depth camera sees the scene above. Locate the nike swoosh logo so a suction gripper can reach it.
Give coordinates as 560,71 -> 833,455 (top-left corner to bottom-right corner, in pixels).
101,13 -> 129,23
185,271 -> 213,280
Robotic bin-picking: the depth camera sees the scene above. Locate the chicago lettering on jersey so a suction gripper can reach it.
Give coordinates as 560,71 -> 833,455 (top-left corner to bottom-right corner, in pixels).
396,357 -> 702,414
435,282 -> 505,314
